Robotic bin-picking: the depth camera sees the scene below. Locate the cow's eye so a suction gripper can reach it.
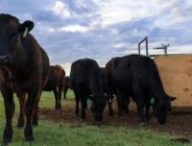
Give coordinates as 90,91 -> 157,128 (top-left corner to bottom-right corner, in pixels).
10,34 -> 18,42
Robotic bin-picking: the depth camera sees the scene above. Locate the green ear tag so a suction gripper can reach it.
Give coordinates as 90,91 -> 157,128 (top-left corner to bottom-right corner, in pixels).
87,98 -> 92,106
22,27 -> 28,38
150,97 -> 155,105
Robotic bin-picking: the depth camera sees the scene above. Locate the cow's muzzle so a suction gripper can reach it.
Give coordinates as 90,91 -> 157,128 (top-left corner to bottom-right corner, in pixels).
0,56 -> 9,64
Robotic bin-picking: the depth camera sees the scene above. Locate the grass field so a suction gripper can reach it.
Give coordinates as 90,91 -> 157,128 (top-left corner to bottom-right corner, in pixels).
0,90 -> 191,146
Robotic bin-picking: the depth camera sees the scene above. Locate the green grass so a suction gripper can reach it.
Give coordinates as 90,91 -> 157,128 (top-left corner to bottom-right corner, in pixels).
0,91 -> 191,146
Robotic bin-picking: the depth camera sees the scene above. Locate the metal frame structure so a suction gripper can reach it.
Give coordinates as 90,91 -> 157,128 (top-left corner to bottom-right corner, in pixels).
138,36 -> 149,56
153,44 -> 169,55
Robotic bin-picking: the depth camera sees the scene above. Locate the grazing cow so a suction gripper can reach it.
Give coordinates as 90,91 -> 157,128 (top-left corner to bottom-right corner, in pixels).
105,54 -> 173,125
100,67 -> 114,116
43,65 -> 65,110
63,76 -> 69,99
70,58 -> 107,121
0,14 -> 50,144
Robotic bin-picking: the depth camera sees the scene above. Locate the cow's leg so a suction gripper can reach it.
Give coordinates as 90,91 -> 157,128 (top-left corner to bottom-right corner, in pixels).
1,88 -> 14,144
116,89 -> 124,116
134,94 -> 146,124
32,105 -> 39,126
136,101 -> 146,124
145,103 -> 151,122
108,95 -> 114,116
17,93 -> 26,128
33,91 -> 42,126
63,89 -> 67,99
132,85 -> 146,124
122,95 -> 130,115
117,97 -> 123,116
53,87 -> 60,110
74,90 -> 80,115
80,96 -> 87,120
24,89 -> 39,141
58,85 -> 62,109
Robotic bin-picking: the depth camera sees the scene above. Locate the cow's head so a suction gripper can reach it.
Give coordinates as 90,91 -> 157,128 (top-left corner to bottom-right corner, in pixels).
89,93 -> 107,121
151,96 -> 176,125
0,14 -> 34,65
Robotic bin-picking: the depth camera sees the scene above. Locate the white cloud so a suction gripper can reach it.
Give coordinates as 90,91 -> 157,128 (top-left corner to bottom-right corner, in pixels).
59,25 -> 92,32
44,24 -> 93,33
50,1 -> 71,18
98,0 -> 184,28
98,0 -> 155,26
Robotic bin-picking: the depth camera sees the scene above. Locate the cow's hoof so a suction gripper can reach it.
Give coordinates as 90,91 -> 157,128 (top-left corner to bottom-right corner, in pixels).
25,136 -> 34,142
95,121 -> 103,126
124,112 -> 129,116
55,105 -> 61,111
32,118 -> 38,126
80,120 -> 87,126
170,138 -> 190,144
32,121 -> 38,127
139,122 -> 146,127
17,123 -> 24,128
3,129 -> 13,145
109,111 -> 114,117
28,141 -> 33,146
74,112 -> 79,117
55,109 -> 61,112
0,139 -> 11,146
55,107 -> 61,112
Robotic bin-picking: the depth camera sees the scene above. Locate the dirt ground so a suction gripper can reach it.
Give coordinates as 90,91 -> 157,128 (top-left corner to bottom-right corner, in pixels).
39,99 -> 192,139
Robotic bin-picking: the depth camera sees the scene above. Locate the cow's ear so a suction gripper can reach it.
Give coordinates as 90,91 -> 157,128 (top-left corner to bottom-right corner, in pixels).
19,20 -> 34,38
170,96 -> 176,102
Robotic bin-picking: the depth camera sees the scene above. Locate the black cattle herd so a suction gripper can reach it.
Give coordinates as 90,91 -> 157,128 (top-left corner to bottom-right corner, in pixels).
0,14 -> 177,144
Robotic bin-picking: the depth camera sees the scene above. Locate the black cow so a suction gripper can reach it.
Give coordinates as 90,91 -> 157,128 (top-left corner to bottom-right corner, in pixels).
0,14 -> 50,144
43,65 -> 65,110
100,67 -> 114,116
63,76 -> 69,99
69,58 -> 107,121
105,54 -> 173,125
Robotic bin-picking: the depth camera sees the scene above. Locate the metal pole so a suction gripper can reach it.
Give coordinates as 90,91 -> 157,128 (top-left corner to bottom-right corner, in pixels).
164,46 -> 167,55
138,36 -> 148,56
146,37 -> 149,56
138,44 -> 140,55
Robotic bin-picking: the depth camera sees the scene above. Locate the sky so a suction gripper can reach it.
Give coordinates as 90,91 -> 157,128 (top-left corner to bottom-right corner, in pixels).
0,0 -> 192,75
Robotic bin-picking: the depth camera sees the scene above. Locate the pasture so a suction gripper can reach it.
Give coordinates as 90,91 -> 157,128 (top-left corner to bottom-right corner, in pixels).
0,90 -> 191,146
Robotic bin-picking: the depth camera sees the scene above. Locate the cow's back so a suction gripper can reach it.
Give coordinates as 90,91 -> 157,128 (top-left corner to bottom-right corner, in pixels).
41,48 -> 50,88
43,65 -> 65,91
107,54 -> 165,97
70,58 -> 103,94
128,55 -> 164,95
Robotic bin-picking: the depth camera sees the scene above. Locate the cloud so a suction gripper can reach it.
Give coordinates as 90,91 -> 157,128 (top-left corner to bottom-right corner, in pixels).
50,1 -> 71,18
